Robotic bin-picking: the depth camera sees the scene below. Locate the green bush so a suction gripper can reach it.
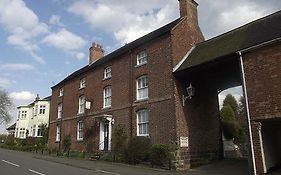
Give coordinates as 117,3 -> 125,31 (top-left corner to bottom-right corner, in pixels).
5,135 -> 16,146
149,144 -> 171,167
62,135 -> 71,154
112,124 -> 127,156
125,136 -> 151,164
222,121 -> 239,140
69,151 -> 85,158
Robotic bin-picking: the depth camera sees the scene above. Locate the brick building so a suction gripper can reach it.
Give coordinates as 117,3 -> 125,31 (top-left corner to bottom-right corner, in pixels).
174,10 -> 281,174
48,0 -> 281,173
48,0 -> 205,170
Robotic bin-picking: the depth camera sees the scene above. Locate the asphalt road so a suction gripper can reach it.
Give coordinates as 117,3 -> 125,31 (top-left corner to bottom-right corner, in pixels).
0,149 -> 106,175
0,148 -> 251,175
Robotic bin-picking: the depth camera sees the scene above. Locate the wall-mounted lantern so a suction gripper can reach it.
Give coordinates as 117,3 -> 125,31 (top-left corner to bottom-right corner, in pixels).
182,83 -> 195,106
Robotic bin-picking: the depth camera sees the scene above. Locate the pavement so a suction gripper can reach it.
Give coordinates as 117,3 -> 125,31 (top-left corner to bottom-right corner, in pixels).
33,152 -> 250,175
0,148 -> 250,175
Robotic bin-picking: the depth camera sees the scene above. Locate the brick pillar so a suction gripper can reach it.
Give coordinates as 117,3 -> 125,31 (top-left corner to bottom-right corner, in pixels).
251,121 -> 265,175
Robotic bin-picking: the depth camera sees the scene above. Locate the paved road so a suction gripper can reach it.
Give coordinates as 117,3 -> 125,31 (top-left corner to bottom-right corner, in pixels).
0,149 -> 100,175
0,148 -> 250,175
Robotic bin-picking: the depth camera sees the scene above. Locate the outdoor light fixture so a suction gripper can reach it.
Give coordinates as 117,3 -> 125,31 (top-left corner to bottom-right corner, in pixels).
182,83 -> 195,106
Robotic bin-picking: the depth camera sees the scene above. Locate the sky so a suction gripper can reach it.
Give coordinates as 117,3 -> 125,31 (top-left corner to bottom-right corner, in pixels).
0,0 -> 280,133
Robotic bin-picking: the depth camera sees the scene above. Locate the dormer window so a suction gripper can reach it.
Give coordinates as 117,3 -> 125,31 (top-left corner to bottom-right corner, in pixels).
59,88 -> 64,97
80,78 -> 86,89
137,51 -> 147,66
104,66 -> 112,79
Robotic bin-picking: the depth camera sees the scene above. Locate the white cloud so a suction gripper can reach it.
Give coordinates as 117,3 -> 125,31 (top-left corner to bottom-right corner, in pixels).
0,77 -> 12,88
0,0 -> 48,63
220,4 -> 266,31
10,91 -> 36,102
76,52 -> 85,60
68,0 -> 178,44
49,15 -> 65,27
0,63 -> 34,71
43,28 -> 86,51
196,0 -> 280,39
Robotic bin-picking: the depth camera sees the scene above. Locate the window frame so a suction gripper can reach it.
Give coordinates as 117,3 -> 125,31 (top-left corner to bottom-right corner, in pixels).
56,126 -> 60,142
78,95 -> 86,114
59,88 -> 64,97
136,51 -> 147,66
136,75 -> 148,100
103,86 -> 112,108
77,121 -> 84,141
104,66 -> 112,79
79,78 -> 86,89
39,105 -> 46,114
57,103 -> 62,119
21,110 -> 27,119
137,109 -> 149,136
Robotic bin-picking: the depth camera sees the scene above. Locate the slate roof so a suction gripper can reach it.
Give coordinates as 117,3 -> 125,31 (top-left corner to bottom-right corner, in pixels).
175,10 -> 281,73
6,123 -> 16,131
52,18 -> 182,89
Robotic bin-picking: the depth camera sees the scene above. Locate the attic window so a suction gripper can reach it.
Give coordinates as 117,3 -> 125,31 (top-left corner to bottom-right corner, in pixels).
80,78 -> 86,89
136,51 -> 147,66
59,88 -> 64,97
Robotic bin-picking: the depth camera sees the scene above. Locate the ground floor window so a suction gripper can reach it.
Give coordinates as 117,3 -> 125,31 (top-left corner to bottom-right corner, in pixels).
137,109 -> 149,136
77,121 -> 83,141
56,126 -> 60,141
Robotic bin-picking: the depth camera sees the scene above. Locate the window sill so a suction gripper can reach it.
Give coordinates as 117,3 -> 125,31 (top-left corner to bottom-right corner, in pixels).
102,106 -> 111,110
79,87 -> 85,90
55,140 -> 60,143
103,77 -> 111,81
137,134 -> 149,137
135,62 -> 147,68
76,139 -> 83,143
77,112 -> 85,116
135,98 -> 149,103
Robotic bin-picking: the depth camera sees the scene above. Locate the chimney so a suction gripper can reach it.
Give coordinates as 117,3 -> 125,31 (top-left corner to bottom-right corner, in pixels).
89,42 -> 104,64
35,94 -> 40,101
178,0 -> 199,25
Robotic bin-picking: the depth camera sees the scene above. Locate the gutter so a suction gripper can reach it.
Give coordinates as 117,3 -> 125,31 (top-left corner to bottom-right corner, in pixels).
238,51 -> 257,175
240,37 -> 281,53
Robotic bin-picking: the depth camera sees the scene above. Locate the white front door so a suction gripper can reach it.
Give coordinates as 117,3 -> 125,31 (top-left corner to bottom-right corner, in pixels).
99,119 -> 112,151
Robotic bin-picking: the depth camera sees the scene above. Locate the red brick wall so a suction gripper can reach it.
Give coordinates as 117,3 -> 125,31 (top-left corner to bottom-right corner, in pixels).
48,33 -> 178,151
243,42 -> 281,121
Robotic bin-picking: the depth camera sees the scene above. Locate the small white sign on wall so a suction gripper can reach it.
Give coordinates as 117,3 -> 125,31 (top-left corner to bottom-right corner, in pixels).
180,136 -> 189,147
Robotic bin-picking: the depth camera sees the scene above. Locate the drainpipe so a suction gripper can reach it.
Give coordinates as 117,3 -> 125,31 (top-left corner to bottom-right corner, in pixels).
238,51 -> 257,175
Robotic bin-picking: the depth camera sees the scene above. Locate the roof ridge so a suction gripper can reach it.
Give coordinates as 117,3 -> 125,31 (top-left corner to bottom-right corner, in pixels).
196,10 -> 281,47
52,18 -> 182,89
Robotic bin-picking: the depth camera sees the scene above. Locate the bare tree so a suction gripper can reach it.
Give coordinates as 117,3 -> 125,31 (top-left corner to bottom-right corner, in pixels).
0,88 -> 12,125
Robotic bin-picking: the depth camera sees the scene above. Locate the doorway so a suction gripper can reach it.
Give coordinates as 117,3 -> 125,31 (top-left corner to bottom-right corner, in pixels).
99,119 -> 112,151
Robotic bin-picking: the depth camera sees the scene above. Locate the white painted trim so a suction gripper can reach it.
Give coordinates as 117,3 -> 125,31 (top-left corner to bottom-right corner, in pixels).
99,118 -> 112,151
258,126 -> 267,173
99,122 -> 104,150
173,46 -> 195,72
238,51 -> 257,175
239,37 -> 281,53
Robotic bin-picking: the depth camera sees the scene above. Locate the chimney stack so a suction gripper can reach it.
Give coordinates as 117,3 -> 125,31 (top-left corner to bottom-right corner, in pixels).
178,0 -> 199,25
35,94 -> 40,101
89,42 -> 104,64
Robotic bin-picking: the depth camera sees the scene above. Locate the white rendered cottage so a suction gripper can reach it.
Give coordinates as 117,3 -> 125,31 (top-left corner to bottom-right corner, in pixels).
15,95 -> 50,139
